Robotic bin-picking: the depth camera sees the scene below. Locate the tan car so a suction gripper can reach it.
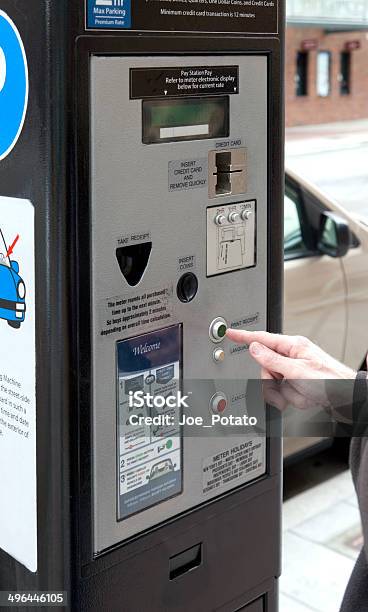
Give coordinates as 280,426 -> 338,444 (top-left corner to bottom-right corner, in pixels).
283,168 -> 368,460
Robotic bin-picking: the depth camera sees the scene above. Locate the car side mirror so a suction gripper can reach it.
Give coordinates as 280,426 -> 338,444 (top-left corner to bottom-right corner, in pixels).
317,212 -> 351,258
10,260 -> 19,274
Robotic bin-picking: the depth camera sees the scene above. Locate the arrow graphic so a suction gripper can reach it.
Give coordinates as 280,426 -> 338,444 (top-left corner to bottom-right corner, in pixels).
7,234 -> 19,258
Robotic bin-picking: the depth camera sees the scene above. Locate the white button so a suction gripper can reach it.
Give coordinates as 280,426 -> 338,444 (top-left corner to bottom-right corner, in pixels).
228,212 -> 240,223
210,393 -> 228,414
241,209 -> 252,221
215,214 -> 227,226
213,348 -> 225,363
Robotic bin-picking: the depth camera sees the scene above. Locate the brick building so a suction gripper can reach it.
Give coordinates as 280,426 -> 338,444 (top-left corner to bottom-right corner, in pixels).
286,0 -> 368,126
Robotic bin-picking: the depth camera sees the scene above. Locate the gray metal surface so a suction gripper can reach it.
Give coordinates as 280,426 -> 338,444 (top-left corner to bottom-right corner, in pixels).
90,55 -> 268,553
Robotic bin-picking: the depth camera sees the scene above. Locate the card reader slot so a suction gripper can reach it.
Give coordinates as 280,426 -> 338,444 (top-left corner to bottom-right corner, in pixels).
209,148 -> 247,198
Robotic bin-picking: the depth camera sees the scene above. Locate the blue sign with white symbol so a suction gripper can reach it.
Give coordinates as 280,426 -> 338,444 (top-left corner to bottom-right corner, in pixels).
87,0 -> 131,29
0,11 -> 28,161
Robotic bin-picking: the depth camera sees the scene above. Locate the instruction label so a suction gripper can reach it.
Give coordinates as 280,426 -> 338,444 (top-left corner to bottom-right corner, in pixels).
116,230 -> 151,249
231,312 -> 260,328
169,158 -> 208,192
131,66 -> 239,99
202,439 -> 265,494
178,254 -> 196,273
99,285 -> 173,339
87,0 -> 131,29
117,325 -> 182,519
0,197 -> 36,572
87,0 -> 278,34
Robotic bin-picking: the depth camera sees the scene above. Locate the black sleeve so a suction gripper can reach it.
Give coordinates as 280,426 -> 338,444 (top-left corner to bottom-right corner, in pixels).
352,371 -> 368,437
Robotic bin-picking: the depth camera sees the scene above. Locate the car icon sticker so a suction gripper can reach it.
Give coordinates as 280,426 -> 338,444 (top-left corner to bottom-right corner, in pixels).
0,227 -> 26,329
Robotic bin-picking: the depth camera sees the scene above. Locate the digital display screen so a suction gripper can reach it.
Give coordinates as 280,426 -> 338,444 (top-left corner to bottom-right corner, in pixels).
116,325 -> 183,520
143,96 -> 229,144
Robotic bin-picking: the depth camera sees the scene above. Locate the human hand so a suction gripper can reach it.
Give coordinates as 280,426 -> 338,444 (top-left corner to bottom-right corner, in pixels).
226,329 -> 357,412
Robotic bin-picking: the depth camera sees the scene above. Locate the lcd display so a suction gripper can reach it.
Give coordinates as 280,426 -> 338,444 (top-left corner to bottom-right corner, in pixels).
143,96 -> 229,143
116,325 -> 183,520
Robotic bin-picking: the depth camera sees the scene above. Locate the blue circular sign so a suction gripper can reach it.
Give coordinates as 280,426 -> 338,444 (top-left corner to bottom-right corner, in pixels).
0,11 -> 28,161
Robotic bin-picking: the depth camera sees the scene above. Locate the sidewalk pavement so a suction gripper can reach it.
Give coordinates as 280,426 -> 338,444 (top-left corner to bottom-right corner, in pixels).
286,118 -> 368,158
280,469 -> 363,611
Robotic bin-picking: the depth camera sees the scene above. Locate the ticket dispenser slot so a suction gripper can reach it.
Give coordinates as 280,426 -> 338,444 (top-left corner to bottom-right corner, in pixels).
169,543 -> 202,580
116,242 -> 152,286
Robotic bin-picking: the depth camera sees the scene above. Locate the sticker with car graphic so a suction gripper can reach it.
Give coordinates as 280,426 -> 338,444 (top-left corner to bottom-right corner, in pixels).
0,195 -> 36,575
0,228 -> 26,328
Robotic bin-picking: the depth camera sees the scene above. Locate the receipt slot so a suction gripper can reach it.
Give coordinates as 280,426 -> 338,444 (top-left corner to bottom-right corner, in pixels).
0,2 -> 284,611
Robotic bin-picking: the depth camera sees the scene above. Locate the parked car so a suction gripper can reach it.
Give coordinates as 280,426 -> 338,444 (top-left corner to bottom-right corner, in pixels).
284,168 -> 368,460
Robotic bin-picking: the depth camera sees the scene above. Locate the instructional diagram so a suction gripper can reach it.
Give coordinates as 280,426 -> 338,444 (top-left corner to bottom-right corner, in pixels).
116,325 -> 183,519
207,200 -> 257,276
218,224 -> 246,270
0,196 -> 36,573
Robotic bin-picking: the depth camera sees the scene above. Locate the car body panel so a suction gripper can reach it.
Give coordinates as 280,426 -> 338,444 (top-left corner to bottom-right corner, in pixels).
284,255 -> 346,361
342,246 -> 368,369
283,168 -> 368,459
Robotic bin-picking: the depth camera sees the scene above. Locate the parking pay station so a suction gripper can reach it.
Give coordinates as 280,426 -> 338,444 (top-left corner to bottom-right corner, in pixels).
0,1 -> 284,610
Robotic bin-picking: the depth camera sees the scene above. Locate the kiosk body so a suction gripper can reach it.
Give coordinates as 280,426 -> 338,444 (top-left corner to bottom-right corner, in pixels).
0,2 -> 284,610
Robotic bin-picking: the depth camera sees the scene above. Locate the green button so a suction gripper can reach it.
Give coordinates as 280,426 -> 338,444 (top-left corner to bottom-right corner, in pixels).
217,324 -> 227,338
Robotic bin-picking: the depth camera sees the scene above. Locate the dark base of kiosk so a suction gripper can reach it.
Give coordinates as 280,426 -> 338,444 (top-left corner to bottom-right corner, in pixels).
79,476 -> 281,611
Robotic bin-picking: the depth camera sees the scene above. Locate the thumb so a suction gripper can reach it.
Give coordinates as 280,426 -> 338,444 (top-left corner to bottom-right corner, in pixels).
250,342 -> 302,378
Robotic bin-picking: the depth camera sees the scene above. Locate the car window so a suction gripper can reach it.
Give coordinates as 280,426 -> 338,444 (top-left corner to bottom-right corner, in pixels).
284,182 -> 309,257
284,195 -> 302,250
0,253 -> 9,267
0,229 -> 10,267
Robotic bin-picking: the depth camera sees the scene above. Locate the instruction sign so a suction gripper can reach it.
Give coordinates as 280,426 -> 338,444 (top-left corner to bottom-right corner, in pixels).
117,325 -> 182,519
202,439 -> 265,495
131,66 -> 239,99
0,11 -> 28,161
169,158 -> 208,192
0,196 -> 36,572
99,285 -> 173,340
87,0 -> 278,33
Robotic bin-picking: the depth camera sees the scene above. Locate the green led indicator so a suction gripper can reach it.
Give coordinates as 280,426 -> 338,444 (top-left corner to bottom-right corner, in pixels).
218,324 -> 227,338
166,440 -> 173,450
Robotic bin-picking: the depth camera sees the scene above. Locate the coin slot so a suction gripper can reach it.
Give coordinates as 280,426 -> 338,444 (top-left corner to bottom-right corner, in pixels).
177,272 -> 198,303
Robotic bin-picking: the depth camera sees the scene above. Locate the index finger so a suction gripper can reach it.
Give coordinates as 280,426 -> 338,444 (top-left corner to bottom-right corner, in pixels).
226,328 -> 301,357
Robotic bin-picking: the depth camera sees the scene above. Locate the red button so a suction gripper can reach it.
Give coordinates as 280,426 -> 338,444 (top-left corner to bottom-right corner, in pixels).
217,399 -> 227,413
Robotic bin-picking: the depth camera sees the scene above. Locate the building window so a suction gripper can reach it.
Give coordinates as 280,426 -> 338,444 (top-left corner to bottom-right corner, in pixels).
340,51 -> 351,95
316,51 -> 331,97
296,51 -> 308,96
